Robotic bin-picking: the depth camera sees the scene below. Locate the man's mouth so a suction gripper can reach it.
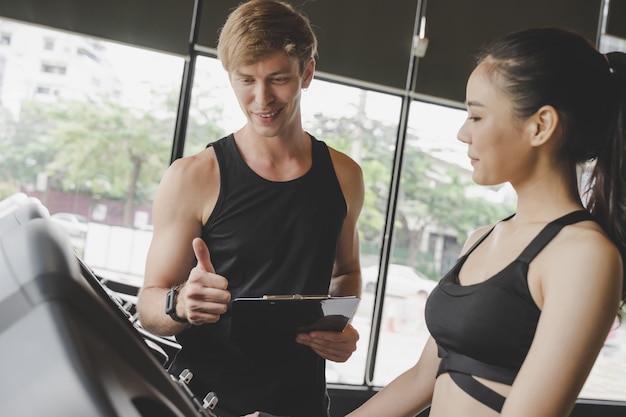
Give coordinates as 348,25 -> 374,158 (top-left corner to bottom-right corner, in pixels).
256,109 -> 280,118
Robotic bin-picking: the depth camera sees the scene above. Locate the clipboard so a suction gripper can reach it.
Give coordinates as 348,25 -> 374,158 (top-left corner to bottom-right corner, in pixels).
230,295 -> 360,347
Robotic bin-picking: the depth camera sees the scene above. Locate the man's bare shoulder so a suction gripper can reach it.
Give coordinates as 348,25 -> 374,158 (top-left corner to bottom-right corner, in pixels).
326,146 -> 364,209
154,147 -> 220,221
165,147 -> 218,183
327,146 -> 363,180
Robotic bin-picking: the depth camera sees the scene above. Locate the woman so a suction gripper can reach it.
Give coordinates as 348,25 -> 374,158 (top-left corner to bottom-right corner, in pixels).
347,28 -> 625,417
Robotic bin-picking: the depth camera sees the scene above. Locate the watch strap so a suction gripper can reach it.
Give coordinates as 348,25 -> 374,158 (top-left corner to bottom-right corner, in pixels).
165,285 -> 188,323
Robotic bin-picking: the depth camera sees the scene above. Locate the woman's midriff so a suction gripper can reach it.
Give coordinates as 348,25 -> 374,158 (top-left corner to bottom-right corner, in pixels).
428,373 -> 512,417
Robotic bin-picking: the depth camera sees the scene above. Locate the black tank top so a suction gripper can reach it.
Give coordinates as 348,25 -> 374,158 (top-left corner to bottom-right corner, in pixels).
425,210 -> 594,412
170,134 -> 347,417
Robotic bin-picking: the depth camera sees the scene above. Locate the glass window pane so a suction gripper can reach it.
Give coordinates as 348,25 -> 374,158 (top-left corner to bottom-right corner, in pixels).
0,18 -> 184,287
183,56 -> 237,156
303,79 -> 401,384
372,100 -> 516,385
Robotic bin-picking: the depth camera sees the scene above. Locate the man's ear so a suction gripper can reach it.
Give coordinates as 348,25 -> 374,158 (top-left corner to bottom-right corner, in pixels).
302,58 -> 315,89
528,105 -> 560,147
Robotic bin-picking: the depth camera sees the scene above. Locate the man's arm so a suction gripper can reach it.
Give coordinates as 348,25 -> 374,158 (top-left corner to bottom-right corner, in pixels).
329,147 -> 365,297
137,149 -> 230,336
295,148 -> 364,362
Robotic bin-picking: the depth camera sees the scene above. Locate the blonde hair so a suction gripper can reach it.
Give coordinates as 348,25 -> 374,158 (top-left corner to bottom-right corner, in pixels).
217,0 -> 317,74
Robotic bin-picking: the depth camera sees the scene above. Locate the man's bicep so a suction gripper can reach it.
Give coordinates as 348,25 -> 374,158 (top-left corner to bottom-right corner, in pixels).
330,222 -> 362,297
144,224 -> 197,289
144,202 -> 200,288
144,168 -> 203,289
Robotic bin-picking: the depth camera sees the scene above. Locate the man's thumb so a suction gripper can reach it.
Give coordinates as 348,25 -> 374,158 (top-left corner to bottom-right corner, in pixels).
192,237 -> 215,273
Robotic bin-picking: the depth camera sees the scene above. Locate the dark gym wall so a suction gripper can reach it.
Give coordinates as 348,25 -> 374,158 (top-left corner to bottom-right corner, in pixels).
197,0 -> 420,91
196,0 -> 606,104
607,0 -> 626,39
0,0 -> 195,55
0,0 -> 621,105
414,0 -> 603,103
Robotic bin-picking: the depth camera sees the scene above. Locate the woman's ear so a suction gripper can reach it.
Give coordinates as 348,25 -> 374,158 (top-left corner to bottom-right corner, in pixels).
528,105 -> 560,147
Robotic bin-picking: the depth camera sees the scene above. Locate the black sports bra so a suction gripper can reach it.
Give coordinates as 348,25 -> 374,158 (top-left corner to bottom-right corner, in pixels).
424,210 -> 595,412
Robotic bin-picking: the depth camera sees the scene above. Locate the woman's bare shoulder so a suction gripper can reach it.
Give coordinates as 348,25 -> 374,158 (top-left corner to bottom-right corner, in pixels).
461,224 -> 495,254
554,219 -> 619,262
539,220 -> 622,304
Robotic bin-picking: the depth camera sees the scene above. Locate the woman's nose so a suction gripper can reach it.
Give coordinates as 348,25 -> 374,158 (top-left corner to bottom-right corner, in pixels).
457,120 -> 470,144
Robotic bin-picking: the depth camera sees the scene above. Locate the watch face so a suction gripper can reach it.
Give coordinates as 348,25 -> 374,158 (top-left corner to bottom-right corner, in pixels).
166,287 -> 187,323
166,288 -> 176,313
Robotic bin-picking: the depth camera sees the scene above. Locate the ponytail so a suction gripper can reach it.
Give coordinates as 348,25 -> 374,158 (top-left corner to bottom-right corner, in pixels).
589,51 -> 626,304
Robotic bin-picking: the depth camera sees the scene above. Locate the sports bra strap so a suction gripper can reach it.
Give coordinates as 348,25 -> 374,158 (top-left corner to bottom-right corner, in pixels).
436,345 -> 517,383
448,372 -> 505,413
461,213 -> 515,258
517,210 -> 594,264
437,345 -> 516,413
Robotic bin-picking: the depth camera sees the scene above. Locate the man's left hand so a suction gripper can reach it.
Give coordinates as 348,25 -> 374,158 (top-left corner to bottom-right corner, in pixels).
295,323 -> 359,362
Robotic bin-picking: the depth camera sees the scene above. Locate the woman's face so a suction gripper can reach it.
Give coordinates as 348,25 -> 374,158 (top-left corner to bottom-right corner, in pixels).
457,62 -> 534,187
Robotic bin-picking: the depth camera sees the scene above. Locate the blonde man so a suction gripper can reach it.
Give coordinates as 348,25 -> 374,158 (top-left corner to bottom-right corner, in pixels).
138,1 -> 364,416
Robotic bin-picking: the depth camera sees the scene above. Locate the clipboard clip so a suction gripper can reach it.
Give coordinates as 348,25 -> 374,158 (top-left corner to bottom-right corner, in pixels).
262,294 -> 331,300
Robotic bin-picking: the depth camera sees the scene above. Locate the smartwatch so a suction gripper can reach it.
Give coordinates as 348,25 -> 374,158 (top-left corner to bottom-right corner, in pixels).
165,285 -> 188,323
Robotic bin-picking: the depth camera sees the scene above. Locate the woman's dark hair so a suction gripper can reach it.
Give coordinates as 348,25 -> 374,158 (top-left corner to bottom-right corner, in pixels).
477,28 -> 626,303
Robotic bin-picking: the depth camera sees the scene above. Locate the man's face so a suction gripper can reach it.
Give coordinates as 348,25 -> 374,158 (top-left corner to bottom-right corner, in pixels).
229,51 -> 314,138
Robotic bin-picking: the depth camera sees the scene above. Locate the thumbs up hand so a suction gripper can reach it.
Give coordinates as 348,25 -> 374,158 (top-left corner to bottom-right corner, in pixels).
192,236 -> 216,274
177,238 -> 231,325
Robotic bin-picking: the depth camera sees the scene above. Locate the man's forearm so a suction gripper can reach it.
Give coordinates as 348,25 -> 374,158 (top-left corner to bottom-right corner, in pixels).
329,271 -> 362,297
137,286 -> 188,336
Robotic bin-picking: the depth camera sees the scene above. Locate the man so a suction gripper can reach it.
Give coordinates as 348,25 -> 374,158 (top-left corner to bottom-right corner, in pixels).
136,1 -> 364,416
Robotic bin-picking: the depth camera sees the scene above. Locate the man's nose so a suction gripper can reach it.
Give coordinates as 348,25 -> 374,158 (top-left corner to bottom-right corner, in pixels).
254,83 -> 274,106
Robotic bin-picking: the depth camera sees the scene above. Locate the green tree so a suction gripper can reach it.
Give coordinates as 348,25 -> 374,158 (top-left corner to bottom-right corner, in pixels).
41,98 -> 172,225
306,110 -> 397,256
0,101 -> 57,196
393,141 -> 513,277
5,83 -> 228,227
305,98 -> 514,279
184,83 -> 229,155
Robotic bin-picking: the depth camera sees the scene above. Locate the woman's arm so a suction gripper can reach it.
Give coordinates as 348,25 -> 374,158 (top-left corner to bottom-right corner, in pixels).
501,228 -> 622,417
347,337 -> 440,417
